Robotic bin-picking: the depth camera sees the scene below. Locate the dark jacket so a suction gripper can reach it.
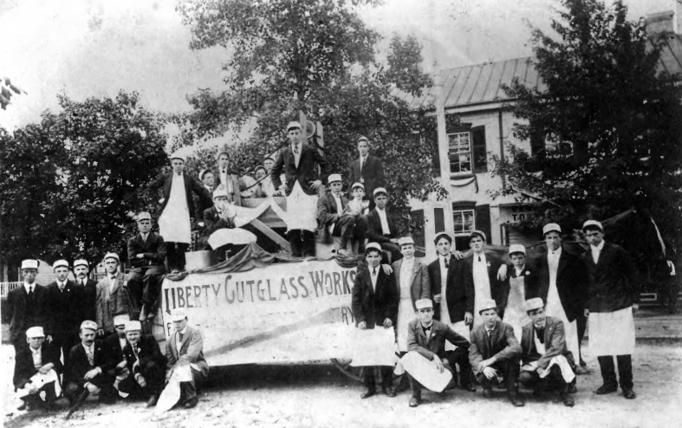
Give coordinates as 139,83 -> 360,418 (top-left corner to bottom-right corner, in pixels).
13,342 -> 62,389
95,274 -> 132,333
127,232 -> 166,270
351,265 -> 398,327
366,208 -> 401,244
7,284 -> 49,343
583,241 -> 638,312
469,320 -> 521,374
64,340 -> 109,386
202,206 -> 236,236
348,154 -> 385,196
463,250 -> 505,310
271,143 -> 329,196
317,191 -> 349,243
214,171 -> 244,206
428,255 -> 474,323
45,280 -> 84,337
520,316 -> 574,369
101,332 -> 127,374
498,264 -> 540,318
407,318 -> 469,361
151,172 -> 212,220
122,335 -> 166,374
75,278 -> 98,323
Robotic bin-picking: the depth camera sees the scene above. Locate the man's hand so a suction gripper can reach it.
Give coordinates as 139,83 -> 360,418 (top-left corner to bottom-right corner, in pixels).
433,294 -> 442,303
358,321 -> 367,330
97,329 -> 105,337
26,382 -> 39,395
45,335 -> 53,343
434,357 -> 445,373
381,264 -> 393,275
480,357 -> 496,368
38,363 -> 54,374
584,309 -> 590,318
84,368 -> 100,380
464,312 -> 473,325
136,253 -> 144,259
497,264 -> 508,281
453,251 -> 465,260
382,318 -> 393,328
310,180 -> 322,190
135,373 -> 147,388
482,366 -> 497,380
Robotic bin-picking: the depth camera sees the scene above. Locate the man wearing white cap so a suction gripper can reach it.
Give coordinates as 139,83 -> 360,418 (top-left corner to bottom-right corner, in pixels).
534,222 -> 588,372
366,187 -> 403,262
150,152 -> 212,272
348,136 -> 385,209
202,185 -> 237,237
468,299 -> 524,407
317,174 -> 358,255
127,211 -> 167,321
165,311 -> 209,408
581,220 -> 637,399
7,259 -> 49,352
519,298 -> 576,407
500,244 -> 537,341
119,320 -> 166,407
73,258 -> 98,322
13,326 -> 65,411
101,313 -> 131,391
95,253 -> 131,336
46,259 -> 83,364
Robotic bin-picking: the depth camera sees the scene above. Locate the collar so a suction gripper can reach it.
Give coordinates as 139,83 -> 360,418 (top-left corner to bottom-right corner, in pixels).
178,326 -> 188,336
58,281 -> 67,288
474,252 -> 486,261
31,346 -> 41,354
24,282 -> 34,291
421,322 -> 433,330
548,246 -> 562,256
376,207 -> 386,214
514,265 -> 526,276
592,240 -> 605,252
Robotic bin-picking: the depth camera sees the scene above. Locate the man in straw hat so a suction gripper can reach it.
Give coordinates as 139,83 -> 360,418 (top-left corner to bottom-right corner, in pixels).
581,219 -> 638,399
95,252 -> 131,336
7,259 -> 49,353
468,298 -> 525,407
45,259 -> 83,365
118,320 -> 166,407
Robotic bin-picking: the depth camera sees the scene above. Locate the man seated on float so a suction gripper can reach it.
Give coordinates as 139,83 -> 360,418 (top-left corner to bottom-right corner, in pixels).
519,297 -> 576,407
403,298 -> 470,407
366,187 -> 402,262
13,326 -> 67,411
317,173 -> 357,256
346,182 -> 369,253
201,185 -> 237,258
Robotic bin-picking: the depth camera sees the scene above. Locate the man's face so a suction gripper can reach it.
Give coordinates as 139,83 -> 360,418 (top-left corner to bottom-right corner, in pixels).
330,181 -> 342,195
529,307 -> 547,329
173,319 -> 188,331
255,168 -> 266,180
469,236 -> 485,253
263,159 -> 274,173
27,336 -> 44,350
80,329 -> 96,346
74,265 -> 88,279
418,307 -> 434,325
365,251 -> 381,268
510,253 -> 526,268
115,323 -> 126,338
287,128 -> 301,145
202,172 -> 215,188
400,244 -> 415,258
545,231 -> 562,251
22,269 -> 37,284
585,229 -> 604,246
351,187 -> 365,200
357,141 -> 369,156
481,308 -> 498,328
435,238 -> 451,256
104,259 -> 118,274
218,154 -> 229,170
171,159 -> 185,174
374,194 -> 388,209
214,195 -> 229,211
125,330 -> 141,345
54,266 -> 69,282
137,218 -> 152,234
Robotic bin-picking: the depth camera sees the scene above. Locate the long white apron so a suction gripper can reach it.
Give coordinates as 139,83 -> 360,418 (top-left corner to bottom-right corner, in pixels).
502,275 -> 529,341
472,256 -> 492,328
396,261 -> 415,352
545,280 -> 580,362
589,306 -> 635,356
158,175 -> 192,244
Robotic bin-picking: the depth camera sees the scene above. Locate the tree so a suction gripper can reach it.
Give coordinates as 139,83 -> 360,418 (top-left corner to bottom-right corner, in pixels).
0,77 -> 24,110
493,0 -> 682,279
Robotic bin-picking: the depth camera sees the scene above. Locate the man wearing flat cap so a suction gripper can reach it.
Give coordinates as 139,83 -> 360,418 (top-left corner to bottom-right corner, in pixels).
95,253 -> 132,336
468,299 -> 524,407
317,174 -> 360,255
519,298 -> 576,407
366,188 -> 403,262
119,320 -> 166,407
581,220 -> 638,399
7,259 -> 49,353
46,259 -> 84,365
404,298 -> 470,407
127,211 -> 166,321
73,258 -> 98,323
13,326 -> 66,411
150,153 -> 212,272
348,136 -> 385,209
101,314 -> 131,395
533,222 -> 588,371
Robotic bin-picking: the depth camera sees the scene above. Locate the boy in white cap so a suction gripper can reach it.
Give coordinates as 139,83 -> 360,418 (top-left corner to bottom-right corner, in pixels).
366,188 -> 403,262
165,311 -> 209,408
404,298 -> 470,407
7,259 -> 49,352
119,320 -> 166,407
317,174 -> 357,255
500,244 -> 537,341
73,258 -> 98,322
468,299 -> 524,407
348,135 -> 385,209
519,297 -> 576,407
13,326 -> 66,411
45,259 -> 83,364
581,220 -> 637,399
95,253 -> 131,336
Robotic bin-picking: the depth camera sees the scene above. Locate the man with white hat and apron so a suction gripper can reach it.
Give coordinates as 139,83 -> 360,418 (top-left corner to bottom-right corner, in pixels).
7,259 -> 49,353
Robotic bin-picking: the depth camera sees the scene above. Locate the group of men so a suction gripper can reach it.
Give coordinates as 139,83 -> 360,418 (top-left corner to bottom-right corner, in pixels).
351,219 -> 638,408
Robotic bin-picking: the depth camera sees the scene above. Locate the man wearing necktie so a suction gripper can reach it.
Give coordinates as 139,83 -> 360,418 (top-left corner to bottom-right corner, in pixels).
7,259 -> 49,353
118,321 -> 166,407
351,243 -> 398,399
46,259 -> 84,365
95,253 -> 131,337
348,136 -> 385,209
214,152 -> 245,206
73,258 -> 98,323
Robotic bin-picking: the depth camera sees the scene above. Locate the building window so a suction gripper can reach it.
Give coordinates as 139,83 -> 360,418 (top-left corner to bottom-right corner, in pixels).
448,132 -> 472,174
453,209 -> 475,235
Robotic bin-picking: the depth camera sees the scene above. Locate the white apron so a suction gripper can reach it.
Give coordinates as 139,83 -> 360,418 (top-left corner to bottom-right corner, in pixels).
472,255 -> 492,328
396,261 -> 415,352
521,337 -> 576,383
545,252 -> 580,361
502,275 -> 529,341
589,306 -> 636,356
158,175 -> 192,244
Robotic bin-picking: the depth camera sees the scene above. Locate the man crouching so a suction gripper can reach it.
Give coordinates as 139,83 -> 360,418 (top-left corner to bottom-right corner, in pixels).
118,321 -> 166,407
519,298 -> 576,407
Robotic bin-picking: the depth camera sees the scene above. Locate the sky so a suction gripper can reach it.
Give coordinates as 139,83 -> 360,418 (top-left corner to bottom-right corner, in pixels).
0,0 -> 673,131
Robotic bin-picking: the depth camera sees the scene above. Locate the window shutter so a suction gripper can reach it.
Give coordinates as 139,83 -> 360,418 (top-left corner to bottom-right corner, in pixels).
434,207 -> 445,234
475,204 -> 491,244
472,126 -> 487,173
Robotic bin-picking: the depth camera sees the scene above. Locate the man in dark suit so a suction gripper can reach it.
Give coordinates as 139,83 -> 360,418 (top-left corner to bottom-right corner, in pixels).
428,232 -> 475,391
582,220 -> 638,399
348,136 -> 385,208
101,314 -> 130,396
7,259 -> 49,353
13,326 -> 66,411
118,321 -> 166,407
404,299 -> 470,407
150,153 -> 212,272
73,258 -> 98,323
214,151 -> 245,206
351,242 -> 398,399
317,174 -> 358,255
64,320 -> 116,404
127,211 -> 166,321
519,298 -> 576,407
366,188 -> 402,262
532,223 -> 588,372
469,299 -> 525,407
46,259 -> 84,365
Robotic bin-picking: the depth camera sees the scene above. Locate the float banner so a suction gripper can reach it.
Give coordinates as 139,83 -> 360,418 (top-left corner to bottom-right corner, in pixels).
161,259 -> 358,366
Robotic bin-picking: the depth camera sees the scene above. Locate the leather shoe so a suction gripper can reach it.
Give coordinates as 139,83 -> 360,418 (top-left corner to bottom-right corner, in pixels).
568,384 -> 577,394
360,389 -> 375,399
146,394 -> 159,407
183,396 -> 198,408
594,384 -> 618,395
482,386 -> 492,398
623,388 -> 636,399
561,393 -> 575,407
461,383 -> 476,392
383,387 -> 396,398
509,394 -> 525,407
408,396 -> 420,407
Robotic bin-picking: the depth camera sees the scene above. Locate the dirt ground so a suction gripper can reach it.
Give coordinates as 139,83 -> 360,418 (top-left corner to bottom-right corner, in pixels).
2,342 -> 681,428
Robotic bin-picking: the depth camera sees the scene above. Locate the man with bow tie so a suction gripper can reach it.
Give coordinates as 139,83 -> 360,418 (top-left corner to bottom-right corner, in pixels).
214,151 -> 245,206
127,211 -> 166,321
7,259 -> 49,353
118,321 -> 166,407
348,136 -> 385,209
46,259 -> 84,364
95,253 -> 131,337
73,258 -> 98,323
404,299 -> 469,407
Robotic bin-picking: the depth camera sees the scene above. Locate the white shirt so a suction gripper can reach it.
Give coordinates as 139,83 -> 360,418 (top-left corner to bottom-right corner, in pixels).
370,265 -> 379,292
439,255 -> 451,323
119,337 -> 127,351
547,246 -> 562,285
292,144 -> 301,168
514,265 -> 526,277
140,232 -> 149,241
400,258 -> 414,291
31,346 -> 42,368
57,281 -> 67,291
332,194 -> 344,215
24,282 -> 35,294
83,343 -> 95,365
376,208 -> 391,235
175,326 -> 189,353
591,240 -> 605,264
108,275 -> 118,291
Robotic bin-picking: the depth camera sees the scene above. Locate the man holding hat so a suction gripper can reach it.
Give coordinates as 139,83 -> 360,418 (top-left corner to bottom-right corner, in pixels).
46,259 -> 84,364
519,297 -> 576,407
351,242 -> 398,398
403,298 -> 470,407
73,258 -> 98,323
534,222 -> 588,371
165,311 -> 209,409
581,220 -> 638,399
95,252 -> 132,336
64,320 -> 116,405
366,188 -> 403,262
13,326 -> 65,411
428,232 -> 475,391
468,299 -> 524,407
118,320 -> 166,407
127,211 -> 167,321
150,152 -> 212,272
348,136 -> 385,208
317,174 -> 358,255
7,259 -> 49,353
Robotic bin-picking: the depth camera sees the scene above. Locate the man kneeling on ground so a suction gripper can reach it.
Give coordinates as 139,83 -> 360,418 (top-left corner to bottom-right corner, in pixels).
118,320 -> 166,407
